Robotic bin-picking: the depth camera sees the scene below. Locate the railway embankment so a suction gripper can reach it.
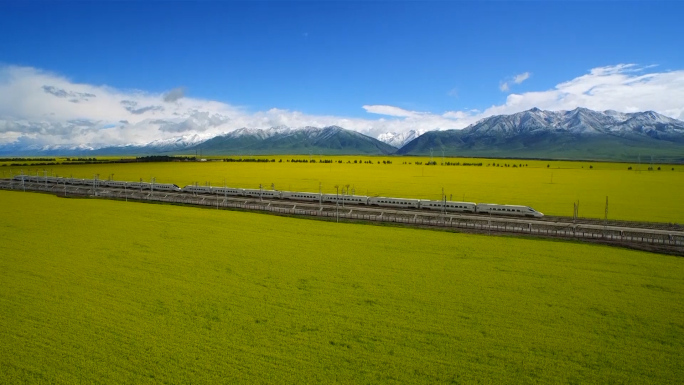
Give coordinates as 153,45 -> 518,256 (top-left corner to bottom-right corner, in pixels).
1,179 -> 682,256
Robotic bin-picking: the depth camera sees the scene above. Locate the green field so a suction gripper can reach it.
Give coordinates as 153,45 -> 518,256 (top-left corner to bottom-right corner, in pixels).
2,155 -> 683,223
1,190 -> 682,383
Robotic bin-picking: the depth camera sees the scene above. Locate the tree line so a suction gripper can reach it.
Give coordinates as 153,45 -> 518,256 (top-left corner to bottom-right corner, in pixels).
0,157 -> 57,162
136,156 -> 195,162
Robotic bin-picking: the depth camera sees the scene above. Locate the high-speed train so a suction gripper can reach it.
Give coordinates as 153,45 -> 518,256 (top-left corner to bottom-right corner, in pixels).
14,175 -> 182,191
11,175 -> 544,217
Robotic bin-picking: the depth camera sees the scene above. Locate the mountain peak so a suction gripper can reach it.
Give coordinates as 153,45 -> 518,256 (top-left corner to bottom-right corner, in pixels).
377,129 -> 426,149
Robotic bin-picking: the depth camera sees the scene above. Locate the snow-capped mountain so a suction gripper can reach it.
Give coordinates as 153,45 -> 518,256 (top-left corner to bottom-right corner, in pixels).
224,126 -> 292,140
143,133 -> 209,152
0,142 -> 98,156
377,129 -> 427,149
194,125 -> 396,155
463,107 -> 684,137
398,107 -> 684,161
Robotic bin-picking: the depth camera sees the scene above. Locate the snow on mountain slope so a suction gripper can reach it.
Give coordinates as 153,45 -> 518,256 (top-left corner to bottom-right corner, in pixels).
377,129 -> 426,148
462,107 -> 684,137
144,133 -> 209,150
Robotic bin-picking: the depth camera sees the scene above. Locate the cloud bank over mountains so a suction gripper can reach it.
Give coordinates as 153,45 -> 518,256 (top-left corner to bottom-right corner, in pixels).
0,64 -> 683,148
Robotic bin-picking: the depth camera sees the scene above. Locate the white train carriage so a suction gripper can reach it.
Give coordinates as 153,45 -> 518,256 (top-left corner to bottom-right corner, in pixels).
182,185 -> 213,194
74,178 -> 93,185
421,200 -> 476,213
152,183 -> 182,192
368,197 -> 421,209
126,182 -> 152,190
242,188 -> 281,199
100,180 -> 127,188
281,191 -> 321,202
211,187 -> 243,196
321,194 -> 369,205
74,178 -> 101,186
30,175 -> 53,183
476,203 -> 544,218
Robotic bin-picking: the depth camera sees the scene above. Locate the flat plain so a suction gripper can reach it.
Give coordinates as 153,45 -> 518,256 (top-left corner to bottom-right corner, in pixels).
2,155 -> 683,223
1,190 -> 682,383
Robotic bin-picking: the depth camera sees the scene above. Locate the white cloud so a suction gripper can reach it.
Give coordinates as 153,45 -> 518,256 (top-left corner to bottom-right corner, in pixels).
513,72 -> 531,84
500,71 -> 531,92
0,64 -> 683,148
362,105 -> 424,118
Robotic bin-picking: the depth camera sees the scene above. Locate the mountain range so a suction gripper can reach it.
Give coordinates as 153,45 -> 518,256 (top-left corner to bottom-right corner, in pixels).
397,108 -> 684,161
192,125 -> 396,155
1,108 -> 683,161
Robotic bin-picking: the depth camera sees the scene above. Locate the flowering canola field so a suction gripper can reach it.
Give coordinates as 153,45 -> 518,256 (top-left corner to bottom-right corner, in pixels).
2,155 -> 683,222
1,190 -> 682,383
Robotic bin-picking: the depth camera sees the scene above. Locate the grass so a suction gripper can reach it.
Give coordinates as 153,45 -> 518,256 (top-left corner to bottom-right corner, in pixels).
1,190 -> 683,383
2,155 -> 682,222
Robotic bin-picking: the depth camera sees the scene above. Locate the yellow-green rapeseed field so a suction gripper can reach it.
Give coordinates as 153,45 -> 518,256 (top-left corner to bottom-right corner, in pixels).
2,155 -> 683,222
1,190 -> 683,383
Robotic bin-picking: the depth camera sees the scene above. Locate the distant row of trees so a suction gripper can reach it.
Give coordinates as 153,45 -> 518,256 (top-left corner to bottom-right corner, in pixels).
409,161 -> 483,166
136,156 -> 196,162
225,158 -> 274,162
0,157 -> 57,162
491,163 -> 527,167
281,159 -> 395,164
1,162 -> 60,167
627,166 -> 675,171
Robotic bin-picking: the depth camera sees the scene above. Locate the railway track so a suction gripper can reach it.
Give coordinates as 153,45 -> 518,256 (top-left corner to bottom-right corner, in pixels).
2,180 -> 682,255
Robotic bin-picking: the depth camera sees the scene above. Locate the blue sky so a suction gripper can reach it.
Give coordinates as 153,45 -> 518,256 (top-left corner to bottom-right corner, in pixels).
1,1 -> 684,147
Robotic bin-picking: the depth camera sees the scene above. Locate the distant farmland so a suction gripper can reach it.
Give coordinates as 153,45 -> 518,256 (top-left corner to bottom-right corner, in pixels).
2,155 -> 683,223
1,190 -> 682,383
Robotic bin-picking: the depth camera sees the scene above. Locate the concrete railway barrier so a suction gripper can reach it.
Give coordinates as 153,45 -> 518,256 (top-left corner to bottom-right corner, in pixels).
1,180 -> 683,253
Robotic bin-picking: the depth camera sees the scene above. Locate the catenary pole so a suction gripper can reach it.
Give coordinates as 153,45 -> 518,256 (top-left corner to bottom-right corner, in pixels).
335,185 -> 339,223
